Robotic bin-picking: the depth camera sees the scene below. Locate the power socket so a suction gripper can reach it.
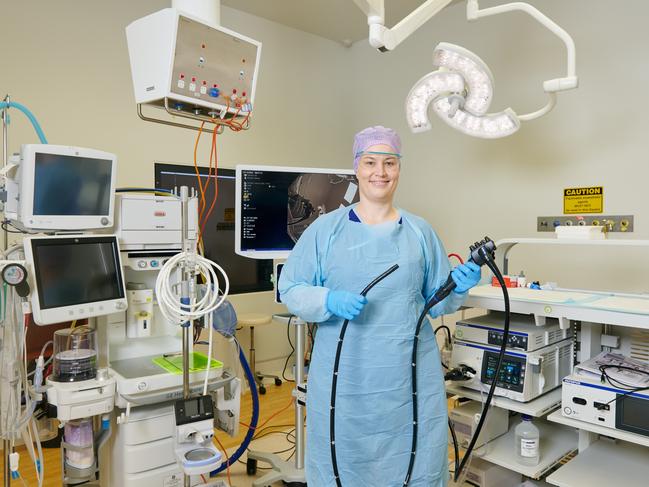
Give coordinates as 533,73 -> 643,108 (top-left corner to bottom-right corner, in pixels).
538,215 -> 633,233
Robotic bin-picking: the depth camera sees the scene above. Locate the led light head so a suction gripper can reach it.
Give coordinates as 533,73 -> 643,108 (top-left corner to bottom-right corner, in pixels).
405,42 -> 521,139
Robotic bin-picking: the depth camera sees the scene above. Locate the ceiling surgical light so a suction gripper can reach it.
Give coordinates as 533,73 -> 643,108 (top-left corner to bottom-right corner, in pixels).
354,0 -> 579,139
406,42 -> 520,138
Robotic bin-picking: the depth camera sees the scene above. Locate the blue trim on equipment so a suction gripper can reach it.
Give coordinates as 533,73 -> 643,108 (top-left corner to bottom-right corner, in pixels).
563,378 -> 649,400
459,323 -> 528,337
455,341 -> 527,358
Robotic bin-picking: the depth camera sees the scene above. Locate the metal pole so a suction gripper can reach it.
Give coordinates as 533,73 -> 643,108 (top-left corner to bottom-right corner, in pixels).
180,186 -> 190,399
294,320 -> 306,470
2,94 -> 10,487
2,94 -> 10,252
179,186 -> 193,487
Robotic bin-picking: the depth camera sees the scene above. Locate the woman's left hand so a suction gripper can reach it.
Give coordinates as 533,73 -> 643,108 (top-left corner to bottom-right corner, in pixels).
451,262 -> 481,293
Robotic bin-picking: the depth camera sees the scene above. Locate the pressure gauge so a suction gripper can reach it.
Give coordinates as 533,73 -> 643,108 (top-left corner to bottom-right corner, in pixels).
2,264 -> 30,297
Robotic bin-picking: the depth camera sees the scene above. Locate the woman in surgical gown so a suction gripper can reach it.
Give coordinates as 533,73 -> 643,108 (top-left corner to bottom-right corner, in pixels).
278,126 -> 481,487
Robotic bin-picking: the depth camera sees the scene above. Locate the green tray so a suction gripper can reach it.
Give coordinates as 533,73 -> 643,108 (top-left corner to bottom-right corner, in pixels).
152,351 -> 223,374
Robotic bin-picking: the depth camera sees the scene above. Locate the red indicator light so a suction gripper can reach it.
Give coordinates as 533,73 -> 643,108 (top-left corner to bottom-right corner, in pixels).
191,77 -> 196,82
202,80 -> 207,85
180,74 -> 185,79
242,91 -> 246,97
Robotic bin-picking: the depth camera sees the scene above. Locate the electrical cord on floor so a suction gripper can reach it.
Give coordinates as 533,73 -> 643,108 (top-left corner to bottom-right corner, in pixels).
237,427 -> 298,470
330,264 -> 400,487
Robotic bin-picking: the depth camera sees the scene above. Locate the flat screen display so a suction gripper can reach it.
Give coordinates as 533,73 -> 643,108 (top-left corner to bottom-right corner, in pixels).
155,163 -> 273,294
482,352 -> 525,392
617,395 -> 649,436
239,167 -> 359,252
33,153 -> 112,216
31,237 -> 124,309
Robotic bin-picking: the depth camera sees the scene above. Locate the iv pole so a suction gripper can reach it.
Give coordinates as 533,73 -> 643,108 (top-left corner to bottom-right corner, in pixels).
2,93 -> 11,487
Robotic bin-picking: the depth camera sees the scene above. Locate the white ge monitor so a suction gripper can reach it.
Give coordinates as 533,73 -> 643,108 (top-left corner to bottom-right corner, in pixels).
5,144 -> 117,230
25,235 -> 127,326
235,165 -> 360,259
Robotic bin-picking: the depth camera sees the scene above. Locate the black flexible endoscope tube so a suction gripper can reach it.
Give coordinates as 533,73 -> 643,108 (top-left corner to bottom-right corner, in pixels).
453,256 -> 510,482
330,264 -> 399,487
448,417 -> 460,476
402,288 -> 445,485
402,242 -> 505,486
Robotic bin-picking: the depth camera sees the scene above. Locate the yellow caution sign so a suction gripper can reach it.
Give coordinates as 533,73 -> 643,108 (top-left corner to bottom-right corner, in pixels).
563,186 -> 603,214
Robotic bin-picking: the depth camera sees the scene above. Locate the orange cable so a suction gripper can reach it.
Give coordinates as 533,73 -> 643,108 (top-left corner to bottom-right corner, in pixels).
213,435 -> 232,486
193,121 -> 207,219
201,126 -> 219,235
240,396 -> 295,432
199,126 -> 217,228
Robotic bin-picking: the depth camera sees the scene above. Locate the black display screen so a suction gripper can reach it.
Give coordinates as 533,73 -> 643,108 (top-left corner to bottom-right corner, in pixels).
481,351 -> 525,393
33,153 -> 112,216
31,236 -> 124,309
239,168 -> 359,251
155,163 -> 273,295
616,395 -> 649,437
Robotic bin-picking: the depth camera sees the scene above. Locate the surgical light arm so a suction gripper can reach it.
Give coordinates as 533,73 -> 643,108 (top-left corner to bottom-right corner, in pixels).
466,0 -> 578,121
354,1 -> 578,119
353,0 -> 454,52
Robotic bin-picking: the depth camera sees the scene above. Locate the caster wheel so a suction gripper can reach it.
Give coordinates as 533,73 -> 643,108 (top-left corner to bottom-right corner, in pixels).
274,377 -> 282,386
246,458 -> 257,475
259,385 -> 267,395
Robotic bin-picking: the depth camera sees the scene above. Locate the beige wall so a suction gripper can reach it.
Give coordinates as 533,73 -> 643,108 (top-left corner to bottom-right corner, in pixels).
2,0 -> 354,372
349,0 -> 649,294
5,0 -> 649,376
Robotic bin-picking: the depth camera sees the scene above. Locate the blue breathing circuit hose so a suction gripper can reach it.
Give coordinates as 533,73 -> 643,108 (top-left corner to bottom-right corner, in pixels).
0,101 -> 48,143
211,341 -> 260,476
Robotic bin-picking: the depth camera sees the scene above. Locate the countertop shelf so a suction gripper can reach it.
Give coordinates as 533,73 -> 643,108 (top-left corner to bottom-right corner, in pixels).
475,418 -> 577,479
465,286 -> 649,331
446,383 -> 561,418
546,439 -> 648,487
547,410 -> 649,448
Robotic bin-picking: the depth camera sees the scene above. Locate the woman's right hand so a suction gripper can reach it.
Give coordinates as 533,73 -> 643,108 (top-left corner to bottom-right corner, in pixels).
326,290 -> 367,320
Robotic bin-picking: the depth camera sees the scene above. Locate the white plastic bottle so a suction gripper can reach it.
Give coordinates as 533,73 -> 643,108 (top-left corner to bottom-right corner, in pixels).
515,415 -> 540,466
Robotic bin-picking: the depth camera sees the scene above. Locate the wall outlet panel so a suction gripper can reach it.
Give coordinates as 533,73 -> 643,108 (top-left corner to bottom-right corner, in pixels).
537,215 -> 634,232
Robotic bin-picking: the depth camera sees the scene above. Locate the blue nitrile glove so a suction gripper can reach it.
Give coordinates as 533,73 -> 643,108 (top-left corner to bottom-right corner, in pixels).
451,261 -> 481,294
326,290 -> 368,320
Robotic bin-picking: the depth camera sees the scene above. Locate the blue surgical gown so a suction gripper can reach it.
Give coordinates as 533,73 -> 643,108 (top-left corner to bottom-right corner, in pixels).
279,206 -> 465,487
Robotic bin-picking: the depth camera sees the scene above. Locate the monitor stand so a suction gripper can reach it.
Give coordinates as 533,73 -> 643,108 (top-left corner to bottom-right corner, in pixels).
247,314 -> 307,487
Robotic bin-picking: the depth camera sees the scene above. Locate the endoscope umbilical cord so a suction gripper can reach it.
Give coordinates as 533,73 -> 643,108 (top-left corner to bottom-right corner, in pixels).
329,264 -> 400,487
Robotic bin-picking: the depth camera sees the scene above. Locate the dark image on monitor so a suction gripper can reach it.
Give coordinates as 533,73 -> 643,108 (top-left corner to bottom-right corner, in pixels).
31,236 -> 124,310
155,163 -> 273,295
239,168 -> 359,253
33,153 -> 112,216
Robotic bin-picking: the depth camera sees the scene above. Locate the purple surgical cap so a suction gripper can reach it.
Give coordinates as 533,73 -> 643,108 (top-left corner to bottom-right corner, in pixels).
352,126 -> 402,170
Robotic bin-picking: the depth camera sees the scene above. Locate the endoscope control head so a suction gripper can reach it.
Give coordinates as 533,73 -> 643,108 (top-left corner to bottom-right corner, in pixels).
469,237 -> 496,266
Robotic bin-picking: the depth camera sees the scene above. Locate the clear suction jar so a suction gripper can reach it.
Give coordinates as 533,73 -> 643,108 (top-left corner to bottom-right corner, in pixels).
52,326 -> 98,382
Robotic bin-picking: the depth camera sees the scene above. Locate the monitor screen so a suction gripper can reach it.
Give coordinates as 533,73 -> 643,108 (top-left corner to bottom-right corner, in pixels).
236,165 -> 359,259
154,163 -> 273,294
33,153 -> 113,216
31,236 -> 125,310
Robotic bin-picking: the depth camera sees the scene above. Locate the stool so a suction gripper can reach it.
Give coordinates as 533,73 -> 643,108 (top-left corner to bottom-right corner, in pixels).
237,313 -> 282,395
